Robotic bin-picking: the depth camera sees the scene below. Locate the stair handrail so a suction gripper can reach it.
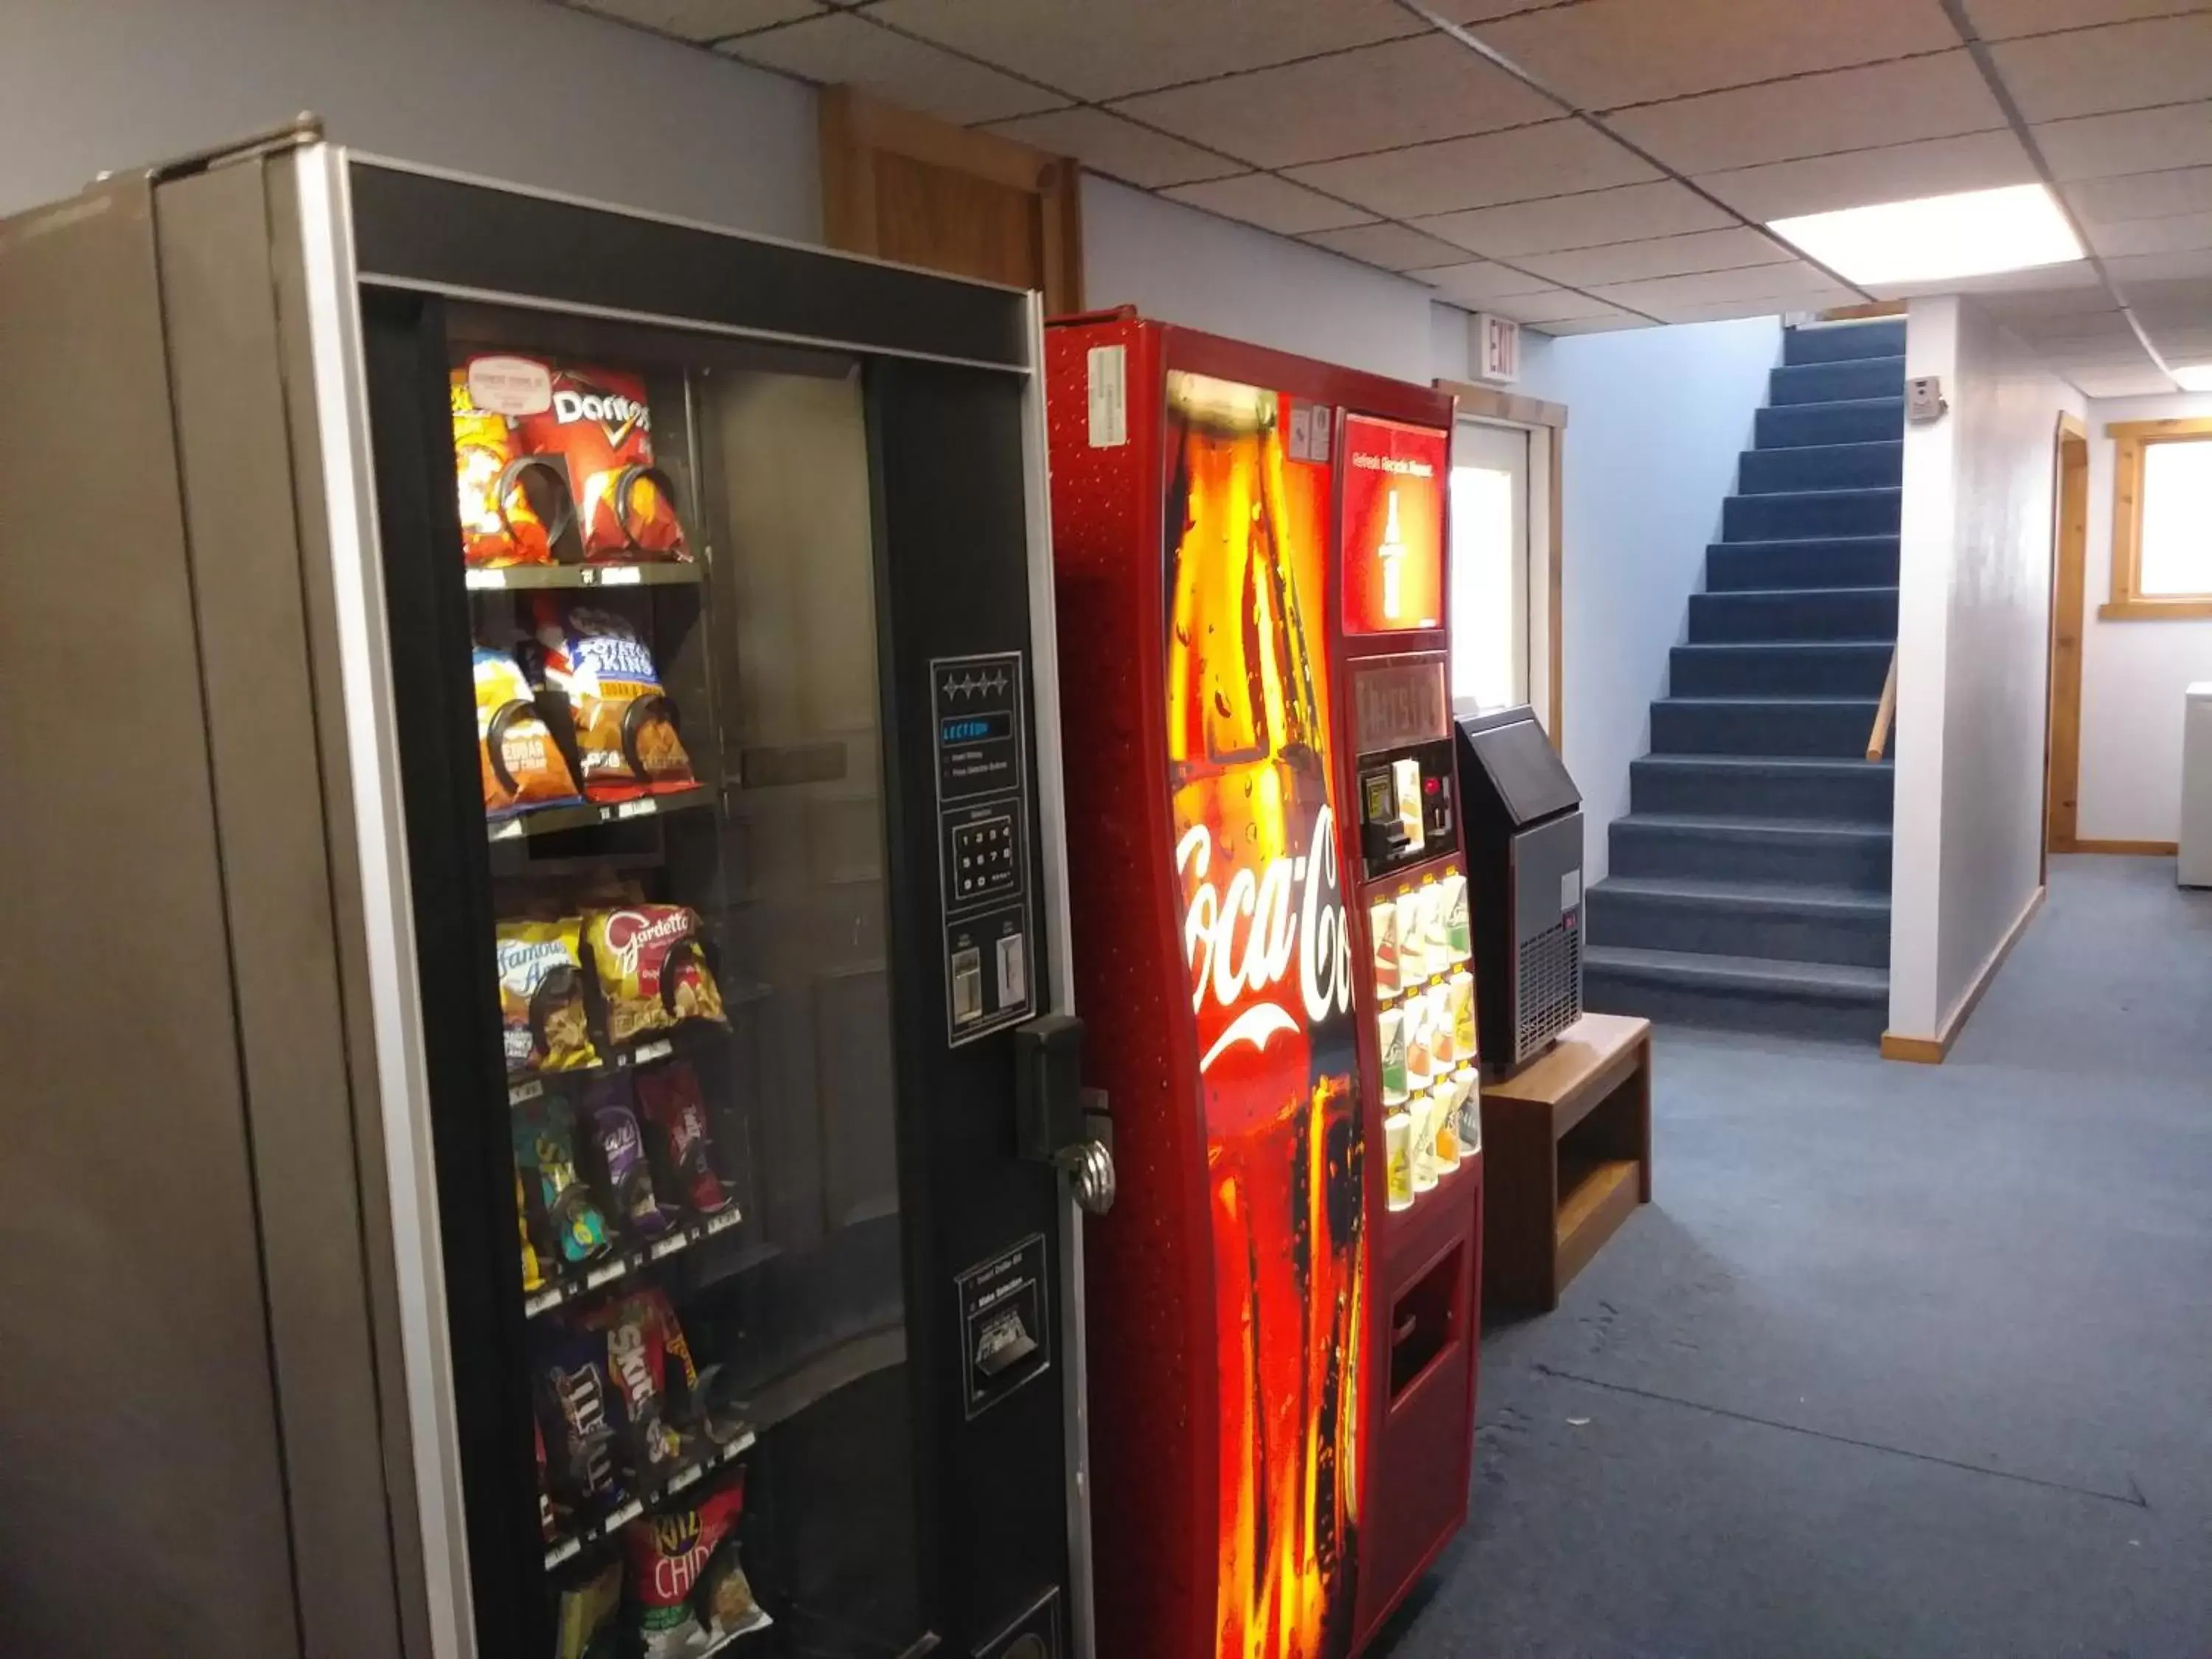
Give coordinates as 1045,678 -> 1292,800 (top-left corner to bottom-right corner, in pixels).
1866,647 -> 1898,762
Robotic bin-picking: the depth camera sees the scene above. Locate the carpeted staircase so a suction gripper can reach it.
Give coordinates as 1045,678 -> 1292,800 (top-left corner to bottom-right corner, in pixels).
1583,318 -> 1904,1040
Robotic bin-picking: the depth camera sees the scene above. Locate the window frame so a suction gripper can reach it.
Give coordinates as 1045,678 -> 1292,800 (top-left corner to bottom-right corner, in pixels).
2103,415 -> 2212,620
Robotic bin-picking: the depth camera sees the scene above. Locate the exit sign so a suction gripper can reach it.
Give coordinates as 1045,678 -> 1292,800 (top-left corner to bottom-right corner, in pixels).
1475,313 -> 1520,383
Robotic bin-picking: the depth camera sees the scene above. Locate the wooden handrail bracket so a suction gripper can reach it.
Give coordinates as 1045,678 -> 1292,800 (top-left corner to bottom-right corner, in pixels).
1867,649 -> 1898,761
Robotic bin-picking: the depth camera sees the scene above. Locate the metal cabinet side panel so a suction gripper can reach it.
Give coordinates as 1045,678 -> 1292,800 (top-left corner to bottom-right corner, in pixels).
153,158 -> 411,1659
0,178 -> 301,1657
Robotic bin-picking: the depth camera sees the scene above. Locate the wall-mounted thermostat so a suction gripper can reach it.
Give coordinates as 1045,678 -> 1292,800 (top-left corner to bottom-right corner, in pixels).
1907,375 -> 1948,422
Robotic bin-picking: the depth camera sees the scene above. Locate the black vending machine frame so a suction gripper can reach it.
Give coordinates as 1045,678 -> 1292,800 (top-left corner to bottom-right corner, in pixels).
352,159 -> 1071,1658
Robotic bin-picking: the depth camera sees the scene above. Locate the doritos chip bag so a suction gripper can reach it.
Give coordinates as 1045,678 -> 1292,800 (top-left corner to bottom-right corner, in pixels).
476,647 -> 583,818
521,365 -> 688,562
496,917 -> 601,1074
451,366 -> 573,568
532,599 -> 697,801
584,905 -> 727,1049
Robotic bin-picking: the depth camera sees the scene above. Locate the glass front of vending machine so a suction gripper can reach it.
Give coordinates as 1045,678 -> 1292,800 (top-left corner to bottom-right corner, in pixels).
343,157 -> 1101,1659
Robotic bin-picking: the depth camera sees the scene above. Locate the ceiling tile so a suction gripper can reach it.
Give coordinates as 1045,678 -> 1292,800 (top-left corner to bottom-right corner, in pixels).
1110,35 -> 1558,170
1649,288 -> 1868,324
1695,130 -> 2039,220
1159,174 -> 1376,234
1286,120 -> 1658,219
1413,181 -> 1736,256
865,0 -> 1424,101
1591,260 -> 1845,313
1532,313 -> 1662,335
565,0 -> 824,41
2104,246 -> 2212,279
1471,0 -> 1961,111
1300,221 -> 1479,271
1963,0 -> 2208,38
1419,260 -> 1564,304
1989,13 -> 2212,120
2036,102 -> 2212,178
2122,273 -> 2212,314
1517,226 -> 1798,285
2091,209 -> 2212,253
1607,52 -> 2008,175
1486,291 -> 1637,324
723,13 -> 1065,121
2066,164 -> 2212,222
980,108 -> 1237,187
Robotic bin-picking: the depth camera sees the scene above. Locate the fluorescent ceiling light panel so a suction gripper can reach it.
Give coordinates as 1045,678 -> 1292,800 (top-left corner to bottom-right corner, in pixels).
1767,184 -> 2082,285
2171,363 -> 2212,392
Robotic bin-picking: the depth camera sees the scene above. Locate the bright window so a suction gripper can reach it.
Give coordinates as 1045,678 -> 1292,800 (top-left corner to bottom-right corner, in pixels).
2104,419 -> 2212,618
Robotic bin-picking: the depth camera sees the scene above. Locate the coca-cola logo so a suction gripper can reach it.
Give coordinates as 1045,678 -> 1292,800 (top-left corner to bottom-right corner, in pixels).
1178,804 -> 1352,1073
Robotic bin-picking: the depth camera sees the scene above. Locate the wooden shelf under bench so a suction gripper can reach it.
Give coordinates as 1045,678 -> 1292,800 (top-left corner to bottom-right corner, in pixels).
1480,1012 -> 1653,1312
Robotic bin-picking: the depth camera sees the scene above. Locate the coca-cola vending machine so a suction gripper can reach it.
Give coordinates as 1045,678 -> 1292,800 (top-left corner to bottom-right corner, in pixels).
1043,312 -> 1481,1658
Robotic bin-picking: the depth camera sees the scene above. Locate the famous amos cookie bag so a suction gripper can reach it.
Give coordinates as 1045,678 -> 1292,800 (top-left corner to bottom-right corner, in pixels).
475,646 -> 583,819
532,599 -> 697,801
451,364 -> 575,568
495,917 -> 600,1074
519,364 -> 689,563
584,903 -> 727,1048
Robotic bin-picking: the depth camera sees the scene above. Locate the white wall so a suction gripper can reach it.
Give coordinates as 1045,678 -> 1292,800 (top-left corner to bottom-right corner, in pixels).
1514,317 -> 1785,880
1082,175 -> 1473,386
2076,391 -> 2212,844
1890,296 -> 2083,1039
0,0 -> 818,238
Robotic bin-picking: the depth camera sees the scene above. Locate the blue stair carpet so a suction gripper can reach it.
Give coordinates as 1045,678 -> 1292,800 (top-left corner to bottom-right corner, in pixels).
1585,318 -> 1903,1040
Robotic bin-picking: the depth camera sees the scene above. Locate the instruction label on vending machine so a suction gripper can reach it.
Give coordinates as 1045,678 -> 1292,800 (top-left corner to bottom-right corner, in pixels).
931,651 -> 1035,1046
956,1232 -> 1051,1419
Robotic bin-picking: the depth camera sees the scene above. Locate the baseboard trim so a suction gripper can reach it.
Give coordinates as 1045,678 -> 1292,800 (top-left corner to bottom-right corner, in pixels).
2056,838 -> 2178,855
1881,884 -> 2048,1065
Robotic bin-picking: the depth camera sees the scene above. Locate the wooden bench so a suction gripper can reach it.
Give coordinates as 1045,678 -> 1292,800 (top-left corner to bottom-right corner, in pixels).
1480,1012 -> 1652,1312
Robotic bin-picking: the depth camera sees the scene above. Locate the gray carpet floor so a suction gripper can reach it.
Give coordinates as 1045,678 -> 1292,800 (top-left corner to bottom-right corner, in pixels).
1375,855 -> 2212,1659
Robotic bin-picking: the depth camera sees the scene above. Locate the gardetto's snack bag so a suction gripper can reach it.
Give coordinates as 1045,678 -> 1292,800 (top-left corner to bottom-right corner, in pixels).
520,365 -> 689,562
584,904 -> 727,1049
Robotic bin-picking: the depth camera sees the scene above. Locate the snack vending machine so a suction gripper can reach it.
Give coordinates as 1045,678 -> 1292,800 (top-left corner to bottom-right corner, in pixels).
1,128 -> 1107,1659
1043,313 -> 1482,1659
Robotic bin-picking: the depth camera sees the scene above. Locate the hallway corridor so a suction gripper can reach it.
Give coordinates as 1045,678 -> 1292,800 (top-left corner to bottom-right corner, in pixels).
1381,857 -> 2212,1658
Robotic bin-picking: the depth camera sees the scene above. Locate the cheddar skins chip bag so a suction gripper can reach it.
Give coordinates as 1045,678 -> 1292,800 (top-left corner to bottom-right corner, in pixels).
496,917 -> 601,1075
584,905 -> 727,1049
476,647 -> 584,818
532,599 -> 697,801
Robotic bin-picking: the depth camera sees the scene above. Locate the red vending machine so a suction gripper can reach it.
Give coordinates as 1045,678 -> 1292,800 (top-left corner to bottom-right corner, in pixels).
1045,312 -> 1482,1659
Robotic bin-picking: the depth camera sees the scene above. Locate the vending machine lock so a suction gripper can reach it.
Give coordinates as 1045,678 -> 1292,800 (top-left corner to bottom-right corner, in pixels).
1014,1013 -> 1086,1164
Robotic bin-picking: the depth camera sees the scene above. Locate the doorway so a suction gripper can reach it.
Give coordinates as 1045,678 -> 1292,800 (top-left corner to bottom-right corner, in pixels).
1451,420 -> 1531,711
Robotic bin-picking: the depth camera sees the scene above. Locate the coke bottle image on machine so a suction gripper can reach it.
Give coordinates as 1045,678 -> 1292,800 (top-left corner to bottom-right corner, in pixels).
1164,369 -> 1365,1659
1047,308 -> 1478,1659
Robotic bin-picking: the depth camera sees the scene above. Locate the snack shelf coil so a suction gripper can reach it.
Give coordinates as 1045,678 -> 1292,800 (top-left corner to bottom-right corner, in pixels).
523,1203 -> 744,1319
489,784 -> 714,842
465,561 -> 703,592
541,1427 -> 757,1572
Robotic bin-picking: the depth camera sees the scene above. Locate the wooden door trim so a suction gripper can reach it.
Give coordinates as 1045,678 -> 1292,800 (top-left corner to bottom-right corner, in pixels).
2047,410 -> 2088,855
1436,378 -> 1568,745
818,86 -> 1083,316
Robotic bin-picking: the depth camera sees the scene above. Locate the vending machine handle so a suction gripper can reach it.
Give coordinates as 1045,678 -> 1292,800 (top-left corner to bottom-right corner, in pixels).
1014,1014 -> 1116,1215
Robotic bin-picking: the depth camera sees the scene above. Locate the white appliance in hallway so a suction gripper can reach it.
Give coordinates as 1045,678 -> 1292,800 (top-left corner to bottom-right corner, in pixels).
2183,683 -> 2212,888
1450,420 -> 1530,712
